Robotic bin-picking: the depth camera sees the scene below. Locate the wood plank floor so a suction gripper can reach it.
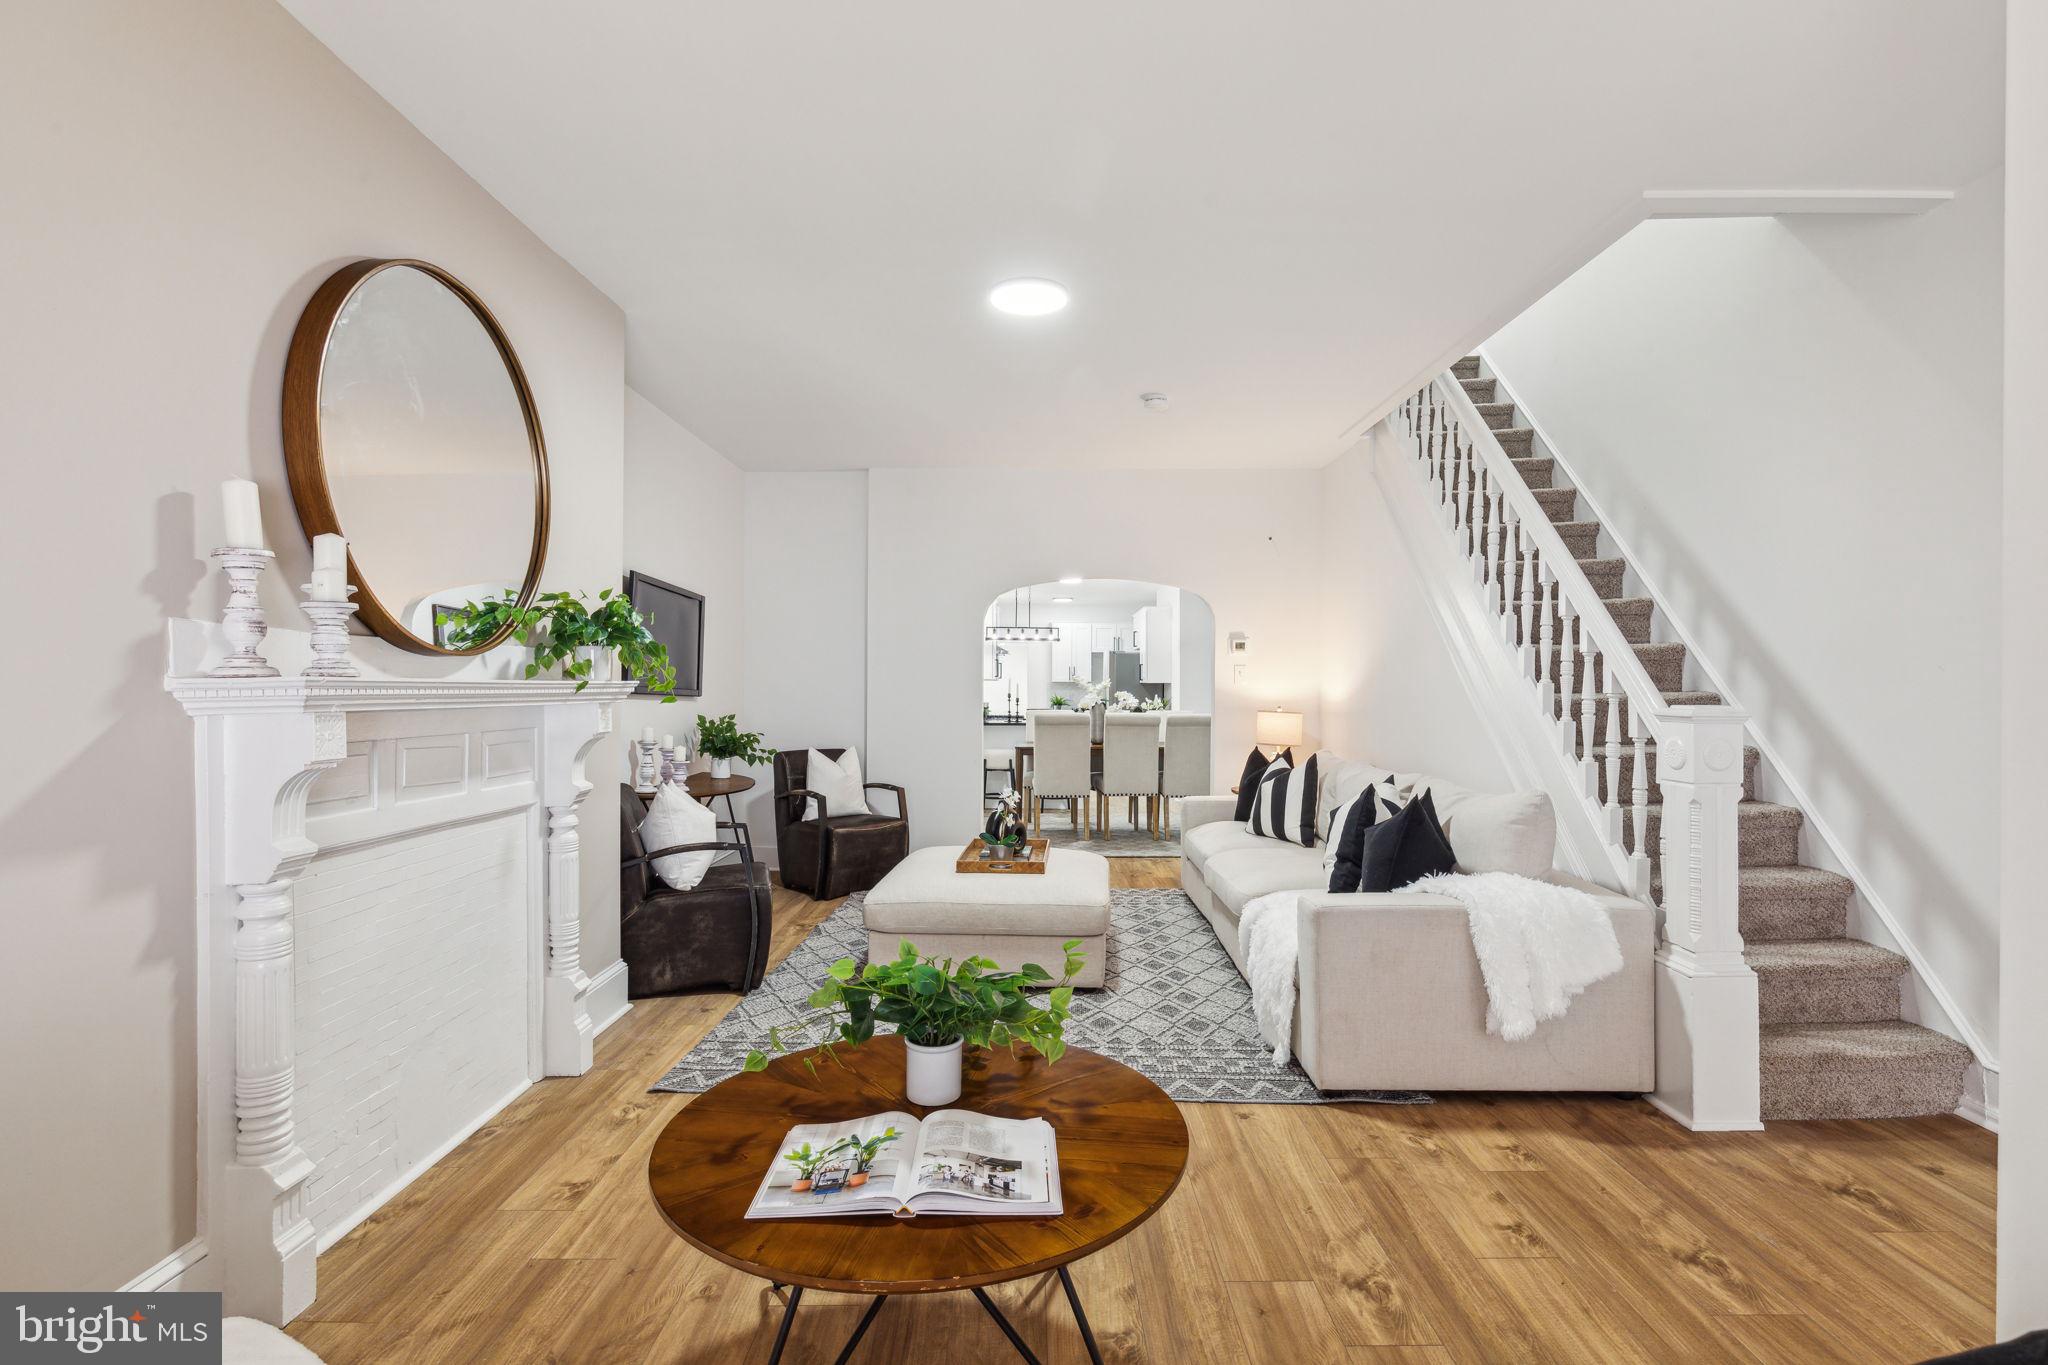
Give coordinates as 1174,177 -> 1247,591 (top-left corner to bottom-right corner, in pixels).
289,857 -> 1996,1364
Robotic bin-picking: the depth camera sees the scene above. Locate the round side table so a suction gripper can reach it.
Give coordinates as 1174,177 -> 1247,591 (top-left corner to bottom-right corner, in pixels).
647,1036 -> 1188,1363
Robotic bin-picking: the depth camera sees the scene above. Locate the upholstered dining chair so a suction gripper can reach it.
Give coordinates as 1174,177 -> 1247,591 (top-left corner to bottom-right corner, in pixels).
1100,711 -> 1163,838
618,784 -> 772,997
1158,712 -> 1212,839
1027,709 -> 1093,837
771,748 -> 909,899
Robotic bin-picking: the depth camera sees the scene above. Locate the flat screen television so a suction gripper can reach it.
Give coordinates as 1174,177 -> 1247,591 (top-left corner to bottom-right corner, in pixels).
623,572 -> 704,698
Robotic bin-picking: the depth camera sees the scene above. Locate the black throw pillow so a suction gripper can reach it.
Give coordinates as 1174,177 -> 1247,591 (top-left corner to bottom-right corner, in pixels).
1231,746 -> 1293,822
1358,789 -> 1457,893
1325,790 -> 1381,892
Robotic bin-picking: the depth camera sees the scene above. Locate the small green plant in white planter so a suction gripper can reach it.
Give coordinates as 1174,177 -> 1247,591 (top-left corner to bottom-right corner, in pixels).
745,940 -> 1086,1106
693,713 -> 774,780
436,588 -> 677,699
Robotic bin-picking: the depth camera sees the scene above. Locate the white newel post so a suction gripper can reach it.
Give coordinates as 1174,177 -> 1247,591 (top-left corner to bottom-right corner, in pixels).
1648,705 -> 1762,1131
541,699 -> 615,1077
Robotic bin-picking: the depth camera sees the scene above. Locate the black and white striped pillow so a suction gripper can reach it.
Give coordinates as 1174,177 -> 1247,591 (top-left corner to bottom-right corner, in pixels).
1246,752 -> 1320,847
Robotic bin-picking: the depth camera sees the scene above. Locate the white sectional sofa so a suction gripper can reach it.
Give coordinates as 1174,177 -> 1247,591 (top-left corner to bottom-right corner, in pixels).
1180,760 -> 1655,1094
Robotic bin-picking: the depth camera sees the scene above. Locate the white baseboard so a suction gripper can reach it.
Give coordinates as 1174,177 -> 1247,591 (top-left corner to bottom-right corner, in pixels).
121,1237 -> 211,1292
315,1078 -> 531,1253
1958,1064 -> 2001,1131
588,958 -> 631,1036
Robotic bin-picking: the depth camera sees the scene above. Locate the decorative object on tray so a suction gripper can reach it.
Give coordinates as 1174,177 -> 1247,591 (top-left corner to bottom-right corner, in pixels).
695,712 -> 775,781
744,939 -> 1084,1106
957,837 -> 1050,874
971,788 -> 1035,870
298,536 -> 360,679
435,587 -> 678,697
208,478 -> 281,679
748,1111 -> 1055,1219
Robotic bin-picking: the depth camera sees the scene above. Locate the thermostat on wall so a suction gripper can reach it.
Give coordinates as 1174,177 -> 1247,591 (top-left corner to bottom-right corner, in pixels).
1227,633 -> 1250,656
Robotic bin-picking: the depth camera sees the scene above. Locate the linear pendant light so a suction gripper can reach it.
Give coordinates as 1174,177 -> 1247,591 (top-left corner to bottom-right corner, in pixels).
985,586 -> 1059,642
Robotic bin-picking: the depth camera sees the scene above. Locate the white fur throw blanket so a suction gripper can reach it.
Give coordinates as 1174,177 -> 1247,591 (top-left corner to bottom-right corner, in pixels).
1408,872 -> 1623,1040
1236,873 -> 1623,1059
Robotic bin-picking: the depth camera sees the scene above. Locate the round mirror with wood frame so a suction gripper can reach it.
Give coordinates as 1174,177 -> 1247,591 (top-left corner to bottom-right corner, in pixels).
282,257 -> 550,655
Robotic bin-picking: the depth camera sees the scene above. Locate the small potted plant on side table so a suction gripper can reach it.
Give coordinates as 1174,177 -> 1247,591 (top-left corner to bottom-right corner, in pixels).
693,712 -> 775,781
746,940 -> 1087,1106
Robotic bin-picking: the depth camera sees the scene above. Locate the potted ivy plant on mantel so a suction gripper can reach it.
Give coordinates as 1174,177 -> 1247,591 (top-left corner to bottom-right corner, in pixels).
693,713 -> 775,781
436,588 -> 678,699
745,940 -> 1085,1106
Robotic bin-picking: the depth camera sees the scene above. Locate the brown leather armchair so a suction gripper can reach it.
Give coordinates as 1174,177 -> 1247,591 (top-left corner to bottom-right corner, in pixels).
771,748 -> 910,899
619,784 -> 772,997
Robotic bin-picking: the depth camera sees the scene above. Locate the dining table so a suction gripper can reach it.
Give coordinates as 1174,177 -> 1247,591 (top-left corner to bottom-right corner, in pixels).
1008,739 -> 1167,837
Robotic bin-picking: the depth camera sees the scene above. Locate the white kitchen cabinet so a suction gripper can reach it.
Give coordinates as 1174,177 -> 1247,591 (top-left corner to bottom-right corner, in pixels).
1136,606 -> 1170,684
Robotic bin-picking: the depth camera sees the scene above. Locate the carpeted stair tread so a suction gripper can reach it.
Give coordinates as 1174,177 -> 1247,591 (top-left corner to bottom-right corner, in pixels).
1649,865 -> 1855,941
1571,689 -> 1723,744
1546,638 -> 1686,693
1460,376 -> 1497,402
1640,800 -> 1802,866
1532,487 -> 1579,520
1751,939 -> 1907,1025
1759,1021 -> 1970,1120
1452,355 -> 1483,379
1510,595 -> 1655,646
1578,555 -> 1625,597
1475,401 -> 1517,428
1492,426 -> 1535,456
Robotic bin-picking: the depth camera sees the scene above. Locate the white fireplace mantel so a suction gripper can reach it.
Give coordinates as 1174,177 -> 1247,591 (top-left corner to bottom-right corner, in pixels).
168,643 -> 636,1325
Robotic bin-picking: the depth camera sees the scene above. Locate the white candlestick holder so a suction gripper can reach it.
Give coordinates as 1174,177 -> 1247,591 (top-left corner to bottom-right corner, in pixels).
635,740 -> 660,794
300,585 -> 361,679
659,743 -> 679,785
207,546 -> 281,679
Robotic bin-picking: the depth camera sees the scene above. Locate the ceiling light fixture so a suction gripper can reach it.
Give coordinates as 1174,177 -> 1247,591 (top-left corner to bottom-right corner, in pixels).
1058,576 -> 1083,585
989,278 -> 1069,316
1052,596 -> 1074,604
985,586 -> 1060,643
1140,392 -> 1168,412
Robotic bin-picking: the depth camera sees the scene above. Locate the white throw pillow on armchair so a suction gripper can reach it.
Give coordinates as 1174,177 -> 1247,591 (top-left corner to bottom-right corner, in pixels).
641,783 -> 719,891
803,748 -> 874,820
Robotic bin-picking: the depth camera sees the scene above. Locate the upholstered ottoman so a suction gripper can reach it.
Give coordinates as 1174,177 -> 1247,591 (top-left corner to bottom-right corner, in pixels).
862,846 -> 1112,988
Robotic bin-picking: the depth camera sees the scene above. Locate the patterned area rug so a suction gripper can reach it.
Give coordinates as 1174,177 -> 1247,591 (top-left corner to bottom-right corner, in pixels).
651,885 -> 1429,1105
1037,799 -> 1183,858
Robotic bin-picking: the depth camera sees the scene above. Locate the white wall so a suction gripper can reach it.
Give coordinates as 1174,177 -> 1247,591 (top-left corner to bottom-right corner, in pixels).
0,0 -> 625,1291
1482,178 -> 2005,1058
2001,1 -> 2047,1337
1317,437 -> 1515,789
865,468 -> 1326,850
739,472 -> 869,859
621,386 -> 746,822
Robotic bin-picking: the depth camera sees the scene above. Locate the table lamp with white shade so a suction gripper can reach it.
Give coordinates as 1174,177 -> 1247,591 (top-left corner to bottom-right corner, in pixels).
1255,708 -> 1303,757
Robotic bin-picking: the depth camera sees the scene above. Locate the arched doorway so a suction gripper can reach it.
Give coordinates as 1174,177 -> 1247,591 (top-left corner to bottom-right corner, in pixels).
981,580 -> 1215,850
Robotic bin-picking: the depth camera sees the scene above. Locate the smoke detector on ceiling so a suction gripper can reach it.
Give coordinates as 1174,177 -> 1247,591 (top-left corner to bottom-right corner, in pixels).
1139,392 -> 1168,412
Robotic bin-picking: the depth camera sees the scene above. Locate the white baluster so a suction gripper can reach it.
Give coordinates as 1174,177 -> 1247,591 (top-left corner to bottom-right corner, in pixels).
1521,534 -> 1539,678
1450,416 -> 1465,537
1580,634 -> 1601,794
1500,503 -> 1521,640
1536,564 -> 1557,713
1492,483 -> 1508,613
1630,700 -> 1652,895
1557,594 -> 1578,750
1472,458 -> 1489,573
1603,691 -> 1625,840
1480,464 -> 1496,594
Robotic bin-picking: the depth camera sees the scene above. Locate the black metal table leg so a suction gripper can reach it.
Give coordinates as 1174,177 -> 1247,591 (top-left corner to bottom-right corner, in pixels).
766,1285 -> 803,1365
1058,1266 -> 1105,1365
971,1287 -> 1045,1365
830,1296 -> 889,1365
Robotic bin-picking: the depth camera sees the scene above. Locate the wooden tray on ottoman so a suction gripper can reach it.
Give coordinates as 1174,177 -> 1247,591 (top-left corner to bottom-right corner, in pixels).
955,837 -> 1051,873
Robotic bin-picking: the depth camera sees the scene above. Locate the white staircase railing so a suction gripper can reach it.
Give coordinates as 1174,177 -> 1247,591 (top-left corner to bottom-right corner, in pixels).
1394,371 -> 1762,1131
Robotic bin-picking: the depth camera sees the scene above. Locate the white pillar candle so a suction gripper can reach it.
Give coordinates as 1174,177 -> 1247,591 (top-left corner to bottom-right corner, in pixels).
661,734 -> 674,749
312,532 -> 347,572
308,568 -> 349,602
220,478 -> 266,550
642,726 -> 656,744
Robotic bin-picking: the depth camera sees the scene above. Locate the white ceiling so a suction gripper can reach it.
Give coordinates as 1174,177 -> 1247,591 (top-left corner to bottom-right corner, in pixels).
280,1 -> 2002,472
985,579 -> 1162,624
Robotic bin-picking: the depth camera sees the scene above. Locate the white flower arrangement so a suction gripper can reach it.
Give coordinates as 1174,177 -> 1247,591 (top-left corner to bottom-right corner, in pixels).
1080,677 -> 1112,708
1111,690 -> 1141,712
1139,695 -> 1168,712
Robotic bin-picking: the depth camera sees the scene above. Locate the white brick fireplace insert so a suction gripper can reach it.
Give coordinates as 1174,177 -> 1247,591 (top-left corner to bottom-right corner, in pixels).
168,659 -> 635,1326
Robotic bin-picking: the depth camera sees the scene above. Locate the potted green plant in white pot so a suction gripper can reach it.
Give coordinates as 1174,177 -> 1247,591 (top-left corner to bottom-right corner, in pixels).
746,940 -> 1087,1106
693,713 -> 774,780
436,588 -> 677,699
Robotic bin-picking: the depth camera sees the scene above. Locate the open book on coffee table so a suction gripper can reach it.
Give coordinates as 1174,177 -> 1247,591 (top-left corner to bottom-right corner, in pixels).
746,1109 -> 1061,1219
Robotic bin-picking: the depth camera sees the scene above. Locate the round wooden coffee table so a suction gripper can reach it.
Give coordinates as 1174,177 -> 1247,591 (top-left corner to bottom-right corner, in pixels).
648,1035 -> 1188,1364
